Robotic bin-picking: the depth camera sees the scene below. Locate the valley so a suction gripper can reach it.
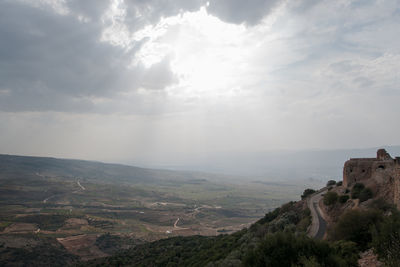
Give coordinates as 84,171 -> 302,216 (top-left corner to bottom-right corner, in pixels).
0,154 -> 306,262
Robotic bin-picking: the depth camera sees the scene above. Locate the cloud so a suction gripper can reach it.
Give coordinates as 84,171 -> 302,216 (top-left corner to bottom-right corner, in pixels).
0,0 -> 290,113
0,1 -> 179,112
328,60 -> 362,74
124,0 -> 206,26
66,0 -> 110,21
1,0 -> 400,162
140,57 -> 177,90
206,0 -> 282,25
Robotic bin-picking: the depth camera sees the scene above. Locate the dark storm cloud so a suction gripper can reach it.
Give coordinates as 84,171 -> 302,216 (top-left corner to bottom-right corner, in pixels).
206,0 -> 282,25
0,1 -> 177,112
0,0 -> 281,113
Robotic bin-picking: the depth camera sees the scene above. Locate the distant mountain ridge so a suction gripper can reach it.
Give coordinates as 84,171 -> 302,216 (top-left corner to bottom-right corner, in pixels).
0,154 -> 222,185
2,146 -> 399,184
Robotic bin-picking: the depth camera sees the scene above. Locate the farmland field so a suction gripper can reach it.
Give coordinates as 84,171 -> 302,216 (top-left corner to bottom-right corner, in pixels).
0,154 -> 314,262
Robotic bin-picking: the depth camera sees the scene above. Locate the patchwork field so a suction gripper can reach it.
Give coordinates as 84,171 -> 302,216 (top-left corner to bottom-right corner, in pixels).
0,154 -> 315,262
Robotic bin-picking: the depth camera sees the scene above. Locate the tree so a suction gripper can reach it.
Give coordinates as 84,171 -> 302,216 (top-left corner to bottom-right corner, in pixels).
371,211 -> 400,267
351,183 -> 365,199
244,232 -> 358,267
323,191 -> 338,206
338,195 -> 349,204
301,189 -> 316,199
359,188 -> 373,202
330,209 -> 383,250
326,180 -> 336,186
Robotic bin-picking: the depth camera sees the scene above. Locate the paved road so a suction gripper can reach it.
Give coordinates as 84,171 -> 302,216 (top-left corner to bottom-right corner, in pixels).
307,189 -> 327,240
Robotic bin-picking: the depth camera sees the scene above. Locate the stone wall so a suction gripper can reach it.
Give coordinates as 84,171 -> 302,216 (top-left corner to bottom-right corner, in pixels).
394,164 -> 400,209
342,149 -> 400,208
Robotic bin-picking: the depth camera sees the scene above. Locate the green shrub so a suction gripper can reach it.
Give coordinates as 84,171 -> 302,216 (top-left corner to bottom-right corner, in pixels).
350,183 -> 373,202
353,183 -> 365,191
301,189 -> 316,199
244,232 -> 358,267
257,208 -> 281,225
336,181 -> 343,186
371,211 -> 400,267
327,180 -> 336,186
323,191 -> 338,206
370,198 -> 395,212
338,195 -> 349,204
351,183 -> 365,199
332,240 -> 359,266
296,216 -> 311,233
359,188 -> 373,202
330,209 -> 383,250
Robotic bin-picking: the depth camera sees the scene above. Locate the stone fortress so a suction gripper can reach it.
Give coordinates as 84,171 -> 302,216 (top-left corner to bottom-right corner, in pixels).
343,149 -> 400,208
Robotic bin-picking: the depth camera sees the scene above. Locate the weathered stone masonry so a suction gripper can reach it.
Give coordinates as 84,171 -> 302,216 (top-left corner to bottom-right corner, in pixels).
343,149 -> 400,208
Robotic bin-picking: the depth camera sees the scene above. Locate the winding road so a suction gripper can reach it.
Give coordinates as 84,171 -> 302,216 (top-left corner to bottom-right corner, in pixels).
174,218 -> 180,228
43,179 -> 85,203
77,180 -> 85,190
307,189 -> 328,240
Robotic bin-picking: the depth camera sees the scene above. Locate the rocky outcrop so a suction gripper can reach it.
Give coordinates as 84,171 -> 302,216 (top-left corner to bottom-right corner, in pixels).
343,149 -> 400,208
358,249 -> 383,267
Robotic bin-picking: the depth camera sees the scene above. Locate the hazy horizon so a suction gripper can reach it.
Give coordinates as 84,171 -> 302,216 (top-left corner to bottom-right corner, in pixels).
1,0 -> 399,170
3,145 -> 400,185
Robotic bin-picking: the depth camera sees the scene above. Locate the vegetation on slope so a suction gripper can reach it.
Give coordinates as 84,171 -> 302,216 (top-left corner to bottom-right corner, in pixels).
87,190 -> 400,267
0,235 -> 78,266
86,201 -> 359,266
371,210 -> 400,266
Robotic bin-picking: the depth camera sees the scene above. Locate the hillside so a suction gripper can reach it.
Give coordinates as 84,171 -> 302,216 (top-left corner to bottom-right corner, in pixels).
0,154 -> 228,185
85,149 -> 400,266
0,154 -> 299,265
1,151 -> 400,266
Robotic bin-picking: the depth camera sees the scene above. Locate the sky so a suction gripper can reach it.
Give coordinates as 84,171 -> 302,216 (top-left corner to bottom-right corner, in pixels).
0,0 -> 399,168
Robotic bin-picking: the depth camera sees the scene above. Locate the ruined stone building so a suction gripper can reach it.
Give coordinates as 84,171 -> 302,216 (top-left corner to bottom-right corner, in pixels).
343,149 -> 400,208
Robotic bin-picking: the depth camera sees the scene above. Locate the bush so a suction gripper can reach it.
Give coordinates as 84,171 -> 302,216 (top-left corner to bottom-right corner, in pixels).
244,232 -> 358,267
332,240 -> 360,266
330,209 -> 383,250
327,180 -> 336,186
301,189 -> 316,199
350,183 -> 373,202
351,183 -> 365,199
359,188 -> 373,202
338,195 -> 349,204
353,183 -> 365,191
370,198 -> 395,212
257,208 -> 281,225
323,191 -> 338,206
371,211 -> 400,266
336,181 -> 343,186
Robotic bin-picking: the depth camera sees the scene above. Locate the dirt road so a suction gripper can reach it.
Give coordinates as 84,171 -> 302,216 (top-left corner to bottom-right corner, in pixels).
77,180 -> 85,190
174,218 -> 180,228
